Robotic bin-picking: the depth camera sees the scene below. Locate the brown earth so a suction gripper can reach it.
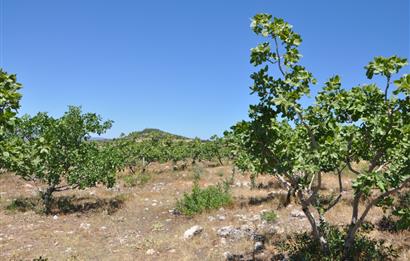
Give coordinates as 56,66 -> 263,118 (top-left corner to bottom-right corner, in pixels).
0,164 -> 409,260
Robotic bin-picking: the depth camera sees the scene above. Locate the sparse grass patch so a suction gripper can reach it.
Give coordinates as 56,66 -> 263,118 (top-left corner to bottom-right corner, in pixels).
6,194 -> 127,215
175,180 -> 232,216
216,170 -> 224,177
261,210 -> 278,223
32,257 -> 48,261
6,197 -> 42,213
122,173 -> 151,187
276,224 -> 398,260
151,221 -> 164,232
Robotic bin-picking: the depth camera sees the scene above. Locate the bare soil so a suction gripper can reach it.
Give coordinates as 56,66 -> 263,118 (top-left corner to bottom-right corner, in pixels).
0,164 -> 409,260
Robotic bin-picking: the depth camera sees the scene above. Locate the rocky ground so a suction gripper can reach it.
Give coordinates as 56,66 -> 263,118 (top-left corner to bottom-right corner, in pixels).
0,164 -> 409,260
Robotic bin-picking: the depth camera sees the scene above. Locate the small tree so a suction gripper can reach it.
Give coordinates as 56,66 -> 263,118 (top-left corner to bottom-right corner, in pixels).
9,106 -> 118,213
0,69 -> 22,170
230,14 -> 410,259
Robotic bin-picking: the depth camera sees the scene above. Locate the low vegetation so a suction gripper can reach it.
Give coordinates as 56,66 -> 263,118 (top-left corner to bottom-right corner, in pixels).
260,210 -> 278,223
176,177 -> 232,216
277,224 -> 398,260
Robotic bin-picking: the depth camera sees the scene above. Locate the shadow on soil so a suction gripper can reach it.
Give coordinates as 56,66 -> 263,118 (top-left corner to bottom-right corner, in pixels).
6,194 -> 126,215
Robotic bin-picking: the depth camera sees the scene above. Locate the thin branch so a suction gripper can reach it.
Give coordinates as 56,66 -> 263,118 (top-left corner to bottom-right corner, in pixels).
384,75 -> 391,101
351,176 -> 410,234
55,184 -> 79,192
346,137 -> 360,175
273,36 -> 286,76
307,171 -> 322,204
324,166 -> 346,212
267,58 -> 278,65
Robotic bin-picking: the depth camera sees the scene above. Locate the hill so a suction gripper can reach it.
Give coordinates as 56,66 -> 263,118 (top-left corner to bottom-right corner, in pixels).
121,128 -> 190,141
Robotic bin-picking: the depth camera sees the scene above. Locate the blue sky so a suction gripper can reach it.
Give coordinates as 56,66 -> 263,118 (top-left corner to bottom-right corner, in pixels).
1,0 -> 409,139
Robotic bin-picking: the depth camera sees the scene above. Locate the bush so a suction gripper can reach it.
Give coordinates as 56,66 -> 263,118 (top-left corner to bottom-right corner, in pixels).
6,197 -> 40,213
176,180 -> 232,216
277,224 -> 398,260
261,210 -> 278,223
379,190 -> 410,231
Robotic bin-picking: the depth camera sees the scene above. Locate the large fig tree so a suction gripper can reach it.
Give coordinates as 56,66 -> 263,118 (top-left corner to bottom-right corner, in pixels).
0,69 -> 22,170
230,14 -> 409,259
9,106 -> 120,213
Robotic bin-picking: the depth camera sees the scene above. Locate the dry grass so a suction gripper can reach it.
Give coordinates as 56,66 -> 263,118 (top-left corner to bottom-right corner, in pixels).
0,163 -> 408,260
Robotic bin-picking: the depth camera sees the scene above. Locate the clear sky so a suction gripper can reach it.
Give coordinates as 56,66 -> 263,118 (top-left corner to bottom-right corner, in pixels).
1,0 -> 409,139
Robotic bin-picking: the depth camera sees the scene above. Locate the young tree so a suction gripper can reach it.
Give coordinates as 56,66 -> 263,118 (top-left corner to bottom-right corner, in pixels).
9,106 -> 119,213
0,69 -> 22,170
230,14 -> 409,259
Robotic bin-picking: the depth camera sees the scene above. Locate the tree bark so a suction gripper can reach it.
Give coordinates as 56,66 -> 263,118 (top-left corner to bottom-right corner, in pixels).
41,185 -> 55,214
297,191 -> 329,255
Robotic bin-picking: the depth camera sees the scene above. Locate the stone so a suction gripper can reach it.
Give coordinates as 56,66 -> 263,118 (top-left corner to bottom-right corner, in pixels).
291,209 -> 305,218
79,223 -> 90,230
183,225 -> 203,240
217,214 -> 226,221
254,241 -> 264,252
216,225 -> 254,240
223,251 -> 233,259
146,249 -> 155,255
208,216 -> 216,221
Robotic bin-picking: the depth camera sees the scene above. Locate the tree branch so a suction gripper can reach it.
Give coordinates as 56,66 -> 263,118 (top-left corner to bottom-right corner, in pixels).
324,166 -> 345,212
273,36 -> 286,76
350,176 -> 410,235
346,137 -> 360,175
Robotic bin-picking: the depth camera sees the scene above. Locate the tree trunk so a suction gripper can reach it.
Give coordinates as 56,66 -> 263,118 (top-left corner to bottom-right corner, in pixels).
218,155 -> 223,166
297,191 -> 330,255
41,185 -> 55,214
342,192 -> 362,260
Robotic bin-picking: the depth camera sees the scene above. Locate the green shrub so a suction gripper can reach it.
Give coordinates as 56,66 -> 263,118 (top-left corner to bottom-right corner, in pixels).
6,197 -> 41,213
122,173 -> 151,187
277,224 -> 398,260
176,180 -> 232,216
261,210 -> 278,223
393,191 -> 410,230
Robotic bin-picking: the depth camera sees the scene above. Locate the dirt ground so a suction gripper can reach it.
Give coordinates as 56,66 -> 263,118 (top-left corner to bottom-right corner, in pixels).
0,164 -> 409,261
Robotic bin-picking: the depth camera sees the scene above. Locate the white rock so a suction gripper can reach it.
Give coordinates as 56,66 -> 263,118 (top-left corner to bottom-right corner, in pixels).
80,223 -> 90,230
53,215 -> 58,220
254,241 -> 264,251
223,252 -> 233,259
216,226 -> 252,240
291,209 -> 305,218
146,249 -> 155,255
183,225 -> 203,240
208,216 -> 216,221
217,214 -> 226,221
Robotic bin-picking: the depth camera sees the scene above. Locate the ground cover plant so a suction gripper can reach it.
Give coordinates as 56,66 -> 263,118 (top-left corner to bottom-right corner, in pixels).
176,168 -> 232,216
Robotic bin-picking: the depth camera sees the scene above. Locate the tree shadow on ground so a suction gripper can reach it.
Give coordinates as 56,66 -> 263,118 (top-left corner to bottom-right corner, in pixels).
6,194 -> 126,215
